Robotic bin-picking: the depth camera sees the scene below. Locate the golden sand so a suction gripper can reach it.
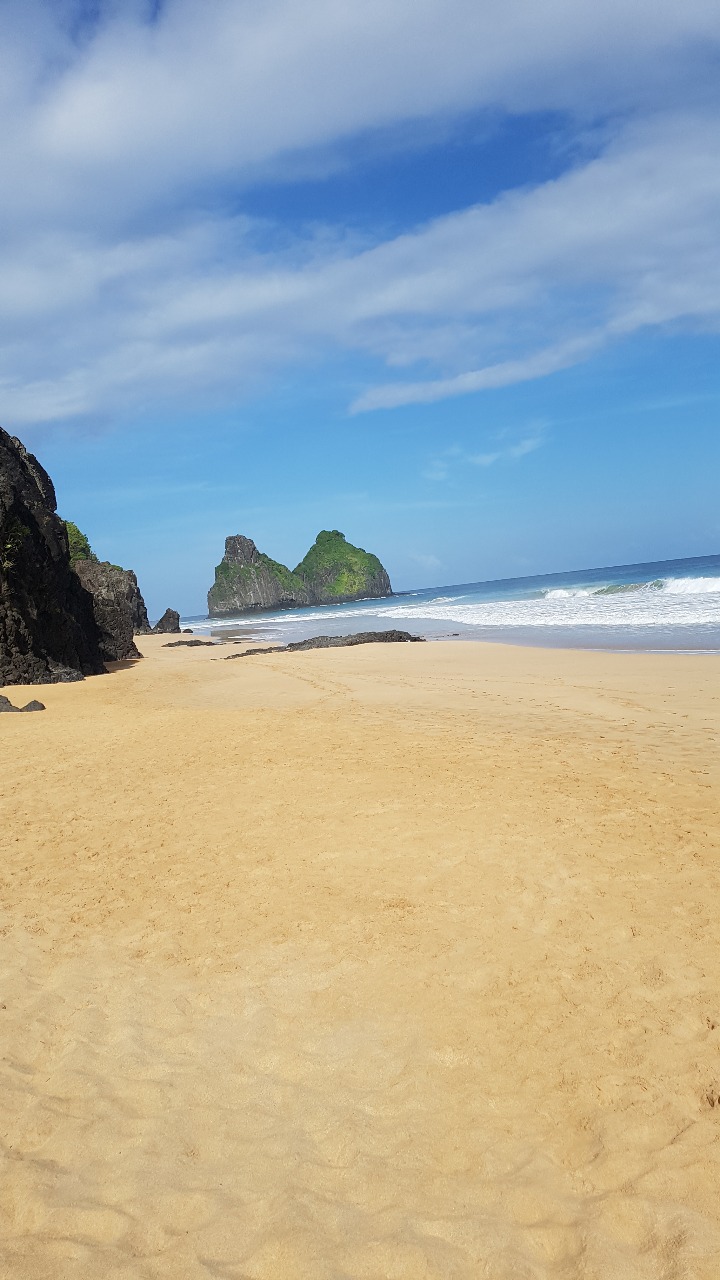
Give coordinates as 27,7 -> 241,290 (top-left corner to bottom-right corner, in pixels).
1,636 -> 719,1278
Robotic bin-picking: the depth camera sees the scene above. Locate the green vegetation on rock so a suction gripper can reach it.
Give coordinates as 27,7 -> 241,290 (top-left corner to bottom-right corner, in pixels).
207,530 -> 391,616
1,517 -> 30,573
63,520 -> 98,564
207,534 -> 311,615
294,530 -> 391,604
209,550 -> 308,612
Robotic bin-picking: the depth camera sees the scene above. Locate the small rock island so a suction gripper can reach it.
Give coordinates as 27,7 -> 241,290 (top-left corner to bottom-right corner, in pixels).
207,530 -> 392,617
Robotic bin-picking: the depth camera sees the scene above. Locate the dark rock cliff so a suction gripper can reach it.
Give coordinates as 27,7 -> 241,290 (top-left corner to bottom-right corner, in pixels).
207,530 -> 391,617
131,581 -> 152,634
64,520 -> 152,642
73,561 -> 144,662
0,428 -> 105,685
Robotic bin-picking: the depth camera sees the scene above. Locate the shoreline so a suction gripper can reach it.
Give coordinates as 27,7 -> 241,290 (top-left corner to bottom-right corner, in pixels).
183,626 -> 720,656
2,638 -> 719,1277
182,550 -> 720,658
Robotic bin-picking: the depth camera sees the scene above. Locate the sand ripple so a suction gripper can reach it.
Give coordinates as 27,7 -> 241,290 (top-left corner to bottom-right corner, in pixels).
1,640 -> 719,1277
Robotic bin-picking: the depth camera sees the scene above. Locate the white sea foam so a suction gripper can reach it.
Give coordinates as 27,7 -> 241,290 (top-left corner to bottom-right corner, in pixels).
183,570 -> 720,643
375,582 -> 720,630
543,588 -> 594,598
662,576 -> 720,594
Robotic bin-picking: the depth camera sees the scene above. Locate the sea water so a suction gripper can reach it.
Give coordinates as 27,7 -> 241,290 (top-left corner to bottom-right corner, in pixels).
182,552 -> 720,652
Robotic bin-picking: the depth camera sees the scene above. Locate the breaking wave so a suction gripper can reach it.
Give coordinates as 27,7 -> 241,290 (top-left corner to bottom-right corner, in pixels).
661,575 -> 720,594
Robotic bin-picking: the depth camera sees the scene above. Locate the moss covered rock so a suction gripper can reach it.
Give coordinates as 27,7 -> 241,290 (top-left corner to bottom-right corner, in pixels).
294,530 -> 391,604
208,535 -> 311,616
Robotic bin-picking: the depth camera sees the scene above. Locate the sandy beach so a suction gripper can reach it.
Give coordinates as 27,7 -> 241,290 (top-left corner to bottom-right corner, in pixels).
1,636 -> 719,1279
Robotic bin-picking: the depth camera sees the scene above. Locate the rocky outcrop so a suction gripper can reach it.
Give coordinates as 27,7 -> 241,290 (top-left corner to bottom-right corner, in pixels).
228,630 -> 424,657
63,519 -> 152,640
0,428 -> 106,686
73,560 -> 144,662
207,530 -> 391,617
208,535 -> 311,616
130,581 -> 152,634
294,530 -> 392,604
163,638 -> 214,647
152,608 -> 181,634
0,694 -> 45,712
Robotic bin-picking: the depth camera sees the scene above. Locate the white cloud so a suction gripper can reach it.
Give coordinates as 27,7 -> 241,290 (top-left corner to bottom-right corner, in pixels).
0,2 -> 718,425
423,433 -> 545,479
470,436 -> 544,467
350,338 -> 603,412
5,0 -> 718,217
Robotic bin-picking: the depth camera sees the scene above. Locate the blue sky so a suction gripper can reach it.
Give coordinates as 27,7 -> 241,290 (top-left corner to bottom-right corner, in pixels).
2,0 -> 719,616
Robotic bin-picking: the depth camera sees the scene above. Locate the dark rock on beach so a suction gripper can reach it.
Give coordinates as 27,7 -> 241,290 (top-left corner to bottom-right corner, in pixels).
152,608 -> 181,634
74,560 -> 144,662
227,629 -> 425,658
0,427 -> 106,686
0,694 -> 46,712
163,639 -> 215,647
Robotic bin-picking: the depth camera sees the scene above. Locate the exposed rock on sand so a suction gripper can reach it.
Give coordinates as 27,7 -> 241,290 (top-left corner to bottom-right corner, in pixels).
0,693 -> 45,711
230,629 -> 424,657
0,427 -> 105,685
164,639 -> 215,648
152,607 -> 181,633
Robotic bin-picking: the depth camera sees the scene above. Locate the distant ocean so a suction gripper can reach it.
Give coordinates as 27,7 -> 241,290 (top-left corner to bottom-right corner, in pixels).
182,553 -> 720,652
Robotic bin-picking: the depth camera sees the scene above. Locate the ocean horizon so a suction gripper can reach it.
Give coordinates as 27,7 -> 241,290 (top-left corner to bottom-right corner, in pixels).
182,551 -> 720,653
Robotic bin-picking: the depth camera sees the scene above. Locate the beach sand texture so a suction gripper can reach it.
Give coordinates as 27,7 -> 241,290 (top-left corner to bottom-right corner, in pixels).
1,637 -> 719,1279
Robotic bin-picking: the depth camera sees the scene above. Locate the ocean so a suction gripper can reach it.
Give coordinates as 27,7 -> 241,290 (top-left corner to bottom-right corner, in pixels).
182,552 -> 720,652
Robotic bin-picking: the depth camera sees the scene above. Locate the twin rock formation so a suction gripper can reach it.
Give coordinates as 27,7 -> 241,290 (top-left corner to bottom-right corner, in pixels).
208,530 -> 391,616
0,427 -> 178,686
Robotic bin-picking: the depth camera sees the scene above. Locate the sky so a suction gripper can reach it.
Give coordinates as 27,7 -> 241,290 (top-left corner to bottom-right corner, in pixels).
1,0 -> 719,617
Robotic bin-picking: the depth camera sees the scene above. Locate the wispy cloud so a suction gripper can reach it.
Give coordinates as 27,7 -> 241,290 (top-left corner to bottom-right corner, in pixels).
350,338 -> 602,413
423,432 -> 545,480
469,435 -> 545,466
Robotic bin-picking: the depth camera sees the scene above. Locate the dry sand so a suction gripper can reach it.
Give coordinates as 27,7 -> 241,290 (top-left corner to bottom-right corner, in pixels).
1,635 -> 719,1279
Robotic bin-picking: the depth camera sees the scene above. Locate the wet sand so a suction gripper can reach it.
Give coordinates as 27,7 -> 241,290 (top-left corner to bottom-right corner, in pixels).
1,636 -> 719,1279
